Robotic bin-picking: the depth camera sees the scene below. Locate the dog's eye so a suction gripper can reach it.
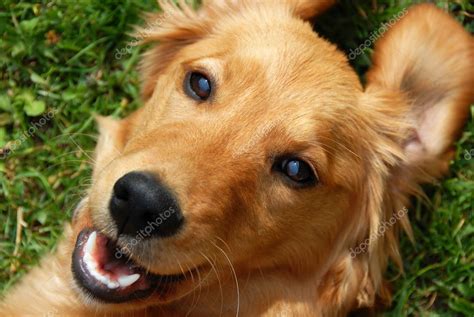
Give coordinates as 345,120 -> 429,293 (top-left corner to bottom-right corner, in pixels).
185,71 -> 212,101
274,158 -> 318,187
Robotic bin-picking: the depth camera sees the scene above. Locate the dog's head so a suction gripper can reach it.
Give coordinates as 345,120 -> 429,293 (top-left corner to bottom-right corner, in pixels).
71,0 -> 473,312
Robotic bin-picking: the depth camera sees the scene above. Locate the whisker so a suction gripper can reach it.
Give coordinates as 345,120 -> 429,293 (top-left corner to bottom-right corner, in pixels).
51,132 -> 99,140
52,149 -> 96,159
212,238 -> 240,317
316,135 -> 362,161
183,252 -> 200,316
200,251 -> 224,316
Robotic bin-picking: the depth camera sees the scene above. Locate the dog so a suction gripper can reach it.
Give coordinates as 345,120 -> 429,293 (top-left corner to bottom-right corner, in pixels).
1,0 -> 473,316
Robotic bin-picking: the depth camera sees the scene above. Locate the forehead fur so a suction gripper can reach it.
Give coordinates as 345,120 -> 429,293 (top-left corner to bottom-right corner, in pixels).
139,0 -> 361,99
137,1 -> 370,187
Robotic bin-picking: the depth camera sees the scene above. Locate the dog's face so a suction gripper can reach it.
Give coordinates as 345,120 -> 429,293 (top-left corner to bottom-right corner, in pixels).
71,0 -> 473,312
80,4 -> 364,304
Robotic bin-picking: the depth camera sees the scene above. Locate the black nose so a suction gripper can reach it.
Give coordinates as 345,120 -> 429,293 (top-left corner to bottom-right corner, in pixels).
109,171 -> 183,238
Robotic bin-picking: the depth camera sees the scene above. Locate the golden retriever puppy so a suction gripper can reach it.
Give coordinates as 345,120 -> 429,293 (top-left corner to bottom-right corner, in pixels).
1,0 -> 473,316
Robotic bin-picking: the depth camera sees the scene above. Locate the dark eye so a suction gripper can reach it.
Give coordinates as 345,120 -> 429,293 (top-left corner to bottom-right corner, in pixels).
274,158 -> 318,187
185,71 -> 212,101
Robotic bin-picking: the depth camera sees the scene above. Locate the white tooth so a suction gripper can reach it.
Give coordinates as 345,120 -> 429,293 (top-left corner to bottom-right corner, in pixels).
118,274 -> 140,288
83,231 -> 97,272
84,231 -> 97,256
107,281 -> 120,289
83,231 -> 120,289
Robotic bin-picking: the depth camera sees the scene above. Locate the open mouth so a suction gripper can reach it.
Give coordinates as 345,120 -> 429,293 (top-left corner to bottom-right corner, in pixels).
72,228 -> 185,303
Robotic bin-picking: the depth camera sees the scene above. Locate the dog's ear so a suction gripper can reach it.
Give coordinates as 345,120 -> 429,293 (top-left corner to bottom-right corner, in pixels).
203,0 -> 335,19
355,4 -> 473,307
366,4 -> 474,179
138,1 -> 211,100
287,0 -> 335,19
139,0 -> 335,100
92,115 -> 127,179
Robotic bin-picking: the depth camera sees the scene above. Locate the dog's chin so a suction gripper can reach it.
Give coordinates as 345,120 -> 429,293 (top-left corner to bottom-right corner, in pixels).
71,228 -> 194,304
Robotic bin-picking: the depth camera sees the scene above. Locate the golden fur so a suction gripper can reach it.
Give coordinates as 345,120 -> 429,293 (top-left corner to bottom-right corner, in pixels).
1,1 -> 473,316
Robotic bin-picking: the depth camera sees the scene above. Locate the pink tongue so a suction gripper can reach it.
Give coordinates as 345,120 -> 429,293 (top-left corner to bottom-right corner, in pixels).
93,233 -> 138,278
103,260 -> 137,277
102,261 -> 151,291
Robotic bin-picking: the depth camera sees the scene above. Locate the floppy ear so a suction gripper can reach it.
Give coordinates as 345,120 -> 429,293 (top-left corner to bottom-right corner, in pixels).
366,3 -> 474,179
353,4 -> 473,308
138,1 -> 210,100
203,0 -> 335,19
287,0 -> 335,19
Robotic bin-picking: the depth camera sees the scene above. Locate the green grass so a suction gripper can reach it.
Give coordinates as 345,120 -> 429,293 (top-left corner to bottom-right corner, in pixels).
0,0 -> 472,315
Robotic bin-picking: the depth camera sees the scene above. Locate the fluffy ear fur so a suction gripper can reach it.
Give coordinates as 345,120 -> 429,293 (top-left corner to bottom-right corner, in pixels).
354,3 -> 473,309
138,0 -> 335,100
366,3 -> 474,179
203,0 -> 335,19
287,0 -> 335,19
138,1 -> 211,100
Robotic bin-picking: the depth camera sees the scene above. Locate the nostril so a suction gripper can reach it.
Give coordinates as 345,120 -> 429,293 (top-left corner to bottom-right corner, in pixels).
113,179 -> 130,201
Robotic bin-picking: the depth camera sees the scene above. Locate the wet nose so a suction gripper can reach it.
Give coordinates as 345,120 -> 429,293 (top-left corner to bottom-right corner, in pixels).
109,171 -> 183,238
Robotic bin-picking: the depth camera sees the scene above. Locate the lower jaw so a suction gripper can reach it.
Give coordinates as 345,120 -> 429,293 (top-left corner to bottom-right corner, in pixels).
71,228 -> 186,304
